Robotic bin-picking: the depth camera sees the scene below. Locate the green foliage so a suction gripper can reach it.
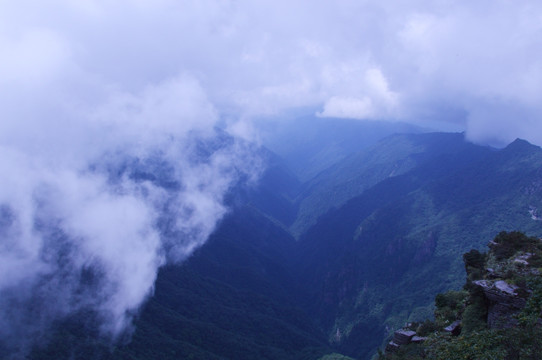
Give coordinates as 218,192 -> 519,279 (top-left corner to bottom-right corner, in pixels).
518,277 -> 542,326
28,134 -> 542,360
461,275 -> 487,334
381,231 -> 542,360
463,249 -> 486,270
318,353 -> 357,360
435,290 -> 467,310
423,326 -> 542,360
291,132 -> 476,237
461,301 -> 486,333
299,135 -> 542,358
378,343 -> 425,360
29,210 -> 333,360
489,231 -> 542,261
463,249 -> 486,281
415,320 -> 439,337
434,290 -> 468,324
424,330 -> 506,360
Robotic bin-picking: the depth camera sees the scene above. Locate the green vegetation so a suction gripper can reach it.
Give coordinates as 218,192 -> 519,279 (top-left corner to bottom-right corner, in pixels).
296,136 -> 542,359
318,353 -> 357,360
434,290 -> 468,324
25,134 -> 542,360
290,132 -> 484,237
489,231 -> 542,261
29,209 -> 339,360
379,231 -> 542,360
259,116 -> 421,182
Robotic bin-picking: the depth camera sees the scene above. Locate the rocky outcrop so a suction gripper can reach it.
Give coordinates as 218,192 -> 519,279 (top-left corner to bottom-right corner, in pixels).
411,335 -> 427,343
385,328 -> 424,352
473,280 -> 528,328
385,341 -> 400,353
393,329 -> 416,345
380,232 -> 542,359
443,320 -> 461,335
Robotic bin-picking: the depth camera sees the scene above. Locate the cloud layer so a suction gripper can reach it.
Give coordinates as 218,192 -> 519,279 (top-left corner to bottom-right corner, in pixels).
0,73 -> 259,356
3,1 -> 542,143
1,0 -> 542,355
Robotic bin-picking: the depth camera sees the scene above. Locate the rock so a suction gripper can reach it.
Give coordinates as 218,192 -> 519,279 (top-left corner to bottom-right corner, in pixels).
393,329 -> 416,345
473,279 -> 527,329
444,320 -> 461,335
385,341 -> 400,353
513,253 -> 534,266
495,280 -> 519,295
473,279 -> 490,288
411,336 -> 427,343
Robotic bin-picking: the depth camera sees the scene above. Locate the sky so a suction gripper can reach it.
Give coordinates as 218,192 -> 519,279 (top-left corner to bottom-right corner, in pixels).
3,0 -> 542,144
1,0 -> 542,355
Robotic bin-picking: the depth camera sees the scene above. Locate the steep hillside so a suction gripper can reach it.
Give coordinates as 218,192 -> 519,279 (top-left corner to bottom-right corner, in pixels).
24,132 -> 542,360
257,116 -> 422,182
380,231 -> 542,360
291,132 -> 488,236
295,137 -> 542,359
28,208 -> 338,360
228,149 -> 301,228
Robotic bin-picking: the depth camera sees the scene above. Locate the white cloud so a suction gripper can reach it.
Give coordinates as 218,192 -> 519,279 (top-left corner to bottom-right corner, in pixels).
0,15 -> 258,352
318,68 -> 399,119
2,0 -> 541,144
319,96 -> 376,119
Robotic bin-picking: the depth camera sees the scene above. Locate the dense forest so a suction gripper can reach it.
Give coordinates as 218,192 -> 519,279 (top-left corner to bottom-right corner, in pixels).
15,131 -> 542,360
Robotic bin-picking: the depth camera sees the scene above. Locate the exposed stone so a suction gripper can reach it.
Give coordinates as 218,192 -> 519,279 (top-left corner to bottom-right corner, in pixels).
473,279 -> 527,329
411,336 -> 427,343
495,280 -> 518,295
393,329 -> 416,345
514,253 -> 534,266
443,320 -> 461,335
385,341 -> 400,353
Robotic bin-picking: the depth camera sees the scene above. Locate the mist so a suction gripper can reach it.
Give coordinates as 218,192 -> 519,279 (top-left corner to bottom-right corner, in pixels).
0,72 -> 260,355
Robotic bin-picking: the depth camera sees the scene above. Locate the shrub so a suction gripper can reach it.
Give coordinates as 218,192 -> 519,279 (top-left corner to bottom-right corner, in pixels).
461,301 -> 486,334
416,320 -> 439,337
489,231 -> 542,260
463,249 -> 486,270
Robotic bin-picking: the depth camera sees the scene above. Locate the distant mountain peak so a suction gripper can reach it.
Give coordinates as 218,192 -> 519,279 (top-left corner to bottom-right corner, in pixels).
505,138 -> 539,152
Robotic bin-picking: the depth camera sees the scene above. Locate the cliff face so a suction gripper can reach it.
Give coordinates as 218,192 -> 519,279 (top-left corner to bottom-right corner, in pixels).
473,279 -> 527,328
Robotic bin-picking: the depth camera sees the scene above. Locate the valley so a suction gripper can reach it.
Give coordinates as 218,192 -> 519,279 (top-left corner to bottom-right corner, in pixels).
27,125 -> 542,360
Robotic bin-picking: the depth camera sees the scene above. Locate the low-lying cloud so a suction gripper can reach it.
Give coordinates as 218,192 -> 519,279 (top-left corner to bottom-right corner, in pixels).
0,72 -> 260,356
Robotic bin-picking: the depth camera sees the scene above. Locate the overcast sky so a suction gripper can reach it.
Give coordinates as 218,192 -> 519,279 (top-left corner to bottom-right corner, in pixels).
1,0 -> 542,354
4,0 -> 542,144
2,0 -> 542,146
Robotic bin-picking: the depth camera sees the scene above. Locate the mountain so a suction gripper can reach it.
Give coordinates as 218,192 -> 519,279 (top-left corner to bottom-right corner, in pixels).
24,129 -> 542,360
29,208 -> 335,360
294,136 -> 542,359
256,116 -> 423,182
227,148 -> 301,228
291,132 -> 488,236
111,208 -> 332,360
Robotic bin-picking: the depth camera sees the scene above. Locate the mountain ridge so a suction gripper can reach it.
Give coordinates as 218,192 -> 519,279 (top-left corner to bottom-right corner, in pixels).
24,130 -> 542,360
293,133 -> 542,359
